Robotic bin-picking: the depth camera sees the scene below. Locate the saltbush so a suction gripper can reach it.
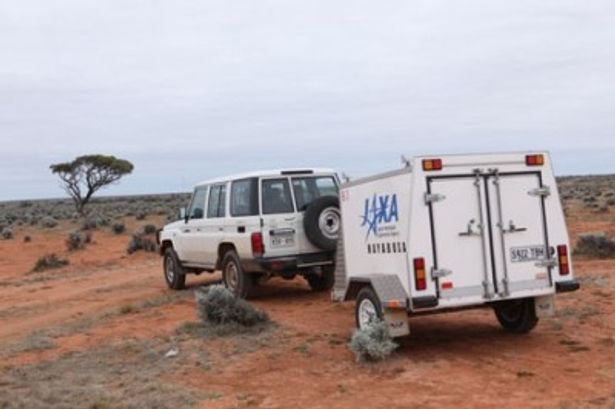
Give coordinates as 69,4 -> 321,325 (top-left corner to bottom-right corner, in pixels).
40,216 -> 58,228
1,227 -> 13,240
195,285 -> 269,327
66,231 -> 91,251
575,233 -> 615,259
348,320 -> 398,363
126,233 -> 157,254
112,223 -> 126,234
143,224 -> 157,235
32,254 -> 69,272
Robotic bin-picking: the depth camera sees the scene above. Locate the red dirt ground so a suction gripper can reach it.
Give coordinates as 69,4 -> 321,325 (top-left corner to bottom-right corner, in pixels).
1,213 -> 614,408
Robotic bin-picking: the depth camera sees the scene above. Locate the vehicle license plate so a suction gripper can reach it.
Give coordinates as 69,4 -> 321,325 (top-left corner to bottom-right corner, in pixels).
510,245 -> 546,262
271,235 -> 295,248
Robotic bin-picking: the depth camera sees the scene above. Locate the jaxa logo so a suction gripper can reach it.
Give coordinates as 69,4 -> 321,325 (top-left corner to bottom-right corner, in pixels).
360,193 -> 399,239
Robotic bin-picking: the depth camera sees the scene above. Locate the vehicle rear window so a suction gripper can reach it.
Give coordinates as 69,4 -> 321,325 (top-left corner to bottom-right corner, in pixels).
230,178 -> 258,217
262,179 -> 294,214
291,176 -> 338,211
207,184 -> 227,218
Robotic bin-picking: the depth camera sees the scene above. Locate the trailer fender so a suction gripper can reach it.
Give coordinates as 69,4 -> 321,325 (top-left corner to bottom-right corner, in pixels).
343,274 -> 409,307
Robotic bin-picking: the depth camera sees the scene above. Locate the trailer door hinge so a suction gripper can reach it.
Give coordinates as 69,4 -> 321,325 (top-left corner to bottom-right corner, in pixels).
424,193 -> 446,204
528,186 -> 551,197
535,258 -> 557,268
431,268 -> 452,279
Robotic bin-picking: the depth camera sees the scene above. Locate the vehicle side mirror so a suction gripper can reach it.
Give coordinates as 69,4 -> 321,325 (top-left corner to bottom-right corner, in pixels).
179,207 -> 188,223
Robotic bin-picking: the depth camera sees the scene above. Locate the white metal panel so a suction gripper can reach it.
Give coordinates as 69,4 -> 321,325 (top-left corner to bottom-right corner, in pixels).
340,170 -> 412,297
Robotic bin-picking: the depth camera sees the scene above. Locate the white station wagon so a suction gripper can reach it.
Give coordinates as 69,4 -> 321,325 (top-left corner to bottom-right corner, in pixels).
157,168 -> 341,298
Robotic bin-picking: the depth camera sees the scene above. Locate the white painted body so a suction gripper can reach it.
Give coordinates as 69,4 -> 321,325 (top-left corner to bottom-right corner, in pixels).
340,152 -> 575,312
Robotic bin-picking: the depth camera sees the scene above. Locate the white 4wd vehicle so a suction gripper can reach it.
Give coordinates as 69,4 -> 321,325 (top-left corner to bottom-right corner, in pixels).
157,169 -> 341,297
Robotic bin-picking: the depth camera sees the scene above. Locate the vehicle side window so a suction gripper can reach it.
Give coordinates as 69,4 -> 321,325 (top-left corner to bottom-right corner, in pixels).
207,184 -> 227,218
292,176 -> 338,211
262,179 -> 294,215
188,187 -> 208,219
231,178 -> 258,217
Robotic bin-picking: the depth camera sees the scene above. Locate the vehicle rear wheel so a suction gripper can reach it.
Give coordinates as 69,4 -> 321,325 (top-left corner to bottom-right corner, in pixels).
355,286 -> 383,331
304,196 -> 340,251
163,247 -> 186,290
305,266 -> 335,291
221,251 -> 253,299
494,298 -> 538,333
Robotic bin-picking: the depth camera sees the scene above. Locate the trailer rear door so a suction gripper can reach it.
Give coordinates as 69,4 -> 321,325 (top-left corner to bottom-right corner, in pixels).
428,174 -> 495,302
487,172 -> 552,295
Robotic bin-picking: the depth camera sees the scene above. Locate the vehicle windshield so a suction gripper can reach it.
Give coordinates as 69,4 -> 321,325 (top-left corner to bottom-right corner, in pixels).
291,176 -> 338,211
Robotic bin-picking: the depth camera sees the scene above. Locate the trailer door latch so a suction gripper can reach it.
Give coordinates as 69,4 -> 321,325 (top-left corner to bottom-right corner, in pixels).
431,268 -> 452,279
424,193 -> 446,204
528,186 -> 551,197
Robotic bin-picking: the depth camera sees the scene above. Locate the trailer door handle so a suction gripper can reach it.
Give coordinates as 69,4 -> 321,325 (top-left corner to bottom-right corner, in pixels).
504,220 -> 527,234
459,219 -> 482,237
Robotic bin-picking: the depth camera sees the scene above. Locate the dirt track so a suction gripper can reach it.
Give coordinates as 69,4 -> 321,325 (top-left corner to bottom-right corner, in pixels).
1,215 -> 614,409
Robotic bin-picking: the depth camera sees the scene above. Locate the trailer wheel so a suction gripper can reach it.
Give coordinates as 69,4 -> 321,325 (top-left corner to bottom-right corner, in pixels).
305,266 -> 335,291
163,247 -> 186,290
494,298 -> 538,333
222,251 -> 253,299
355,287 -> 383,331
304,196 -> 340,251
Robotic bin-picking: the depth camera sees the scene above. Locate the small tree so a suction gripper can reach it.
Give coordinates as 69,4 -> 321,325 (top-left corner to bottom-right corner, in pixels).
50,154 -> 134,215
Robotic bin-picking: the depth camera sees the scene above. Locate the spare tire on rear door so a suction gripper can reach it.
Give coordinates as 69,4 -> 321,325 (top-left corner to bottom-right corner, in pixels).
303,196 -> 340,251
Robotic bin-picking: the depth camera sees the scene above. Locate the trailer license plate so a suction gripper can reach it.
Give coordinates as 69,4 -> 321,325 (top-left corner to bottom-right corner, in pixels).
271,235 -> 294,248
510,245 -> 546,262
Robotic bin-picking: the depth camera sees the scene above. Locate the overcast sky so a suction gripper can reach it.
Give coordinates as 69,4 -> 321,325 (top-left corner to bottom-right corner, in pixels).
1,0 -> 614,201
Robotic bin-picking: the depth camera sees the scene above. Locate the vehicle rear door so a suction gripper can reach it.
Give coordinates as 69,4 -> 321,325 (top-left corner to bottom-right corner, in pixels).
487,172 -> 552,296
427,173 -> 496,302
260,177 -> 301,257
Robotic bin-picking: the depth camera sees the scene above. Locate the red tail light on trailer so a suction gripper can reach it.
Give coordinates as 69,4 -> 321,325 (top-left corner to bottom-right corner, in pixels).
526,154 -> 544,166
422,158 -> 443,171
557,245 -> 569,275
413,258 -> 427,290
251,232 -> 264,257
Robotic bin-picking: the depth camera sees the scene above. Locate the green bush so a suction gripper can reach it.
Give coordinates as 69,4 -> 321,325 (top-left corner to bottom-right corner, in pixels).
112,223 -> 126,234
143,224 -> 157,235
575,233 -> 615,259
66,231 -> 91,251
348,320 -> 398,363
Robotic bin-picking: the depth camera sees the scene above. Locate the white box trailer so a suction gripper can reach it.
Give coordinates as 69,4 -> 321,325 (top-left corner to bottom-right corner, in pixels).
336,152 -> 580,337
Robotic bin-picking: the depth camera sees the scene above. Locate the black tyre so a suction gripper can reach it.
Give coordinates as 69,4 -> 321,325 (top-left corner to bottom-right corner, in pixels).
163,247 -> 186,290
221,250 -> 253,299
494,298 -> 539,333
304,196 -> 340,251
355,286 -> 383,331
305,266 -> 335,292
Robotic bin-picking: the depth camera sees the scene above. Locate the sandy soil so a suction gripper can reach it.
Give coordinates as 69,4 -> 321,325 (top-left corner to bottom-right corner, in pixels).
0,213 -> 614,409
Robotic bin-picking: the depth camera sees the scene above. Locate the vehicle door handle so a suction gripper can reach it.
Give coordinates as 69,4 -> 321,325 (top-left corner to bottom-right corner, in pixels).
284,217 -> 296,222
459,219 -> 482,237
182,229 -> 191,233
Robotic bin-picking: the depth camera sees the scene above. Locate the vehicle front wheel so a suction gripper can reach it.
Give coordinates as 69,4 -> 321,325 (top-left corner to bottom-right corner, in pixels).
221,251 -> 253,299
163,247 -> 186,290
305,266 -> 335,291
355,286 -> 383,331
494,298 -> 538,333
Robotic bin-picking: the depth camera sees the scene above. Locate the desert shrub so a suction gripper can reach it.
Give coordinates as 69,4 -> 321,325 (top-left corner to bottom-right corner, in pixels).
40,216 -> 58,228
195,285 -> 269,328
81,214 -> 110,230
23,235 -> 32,243
1,227 -> 13,240
575,233 -> 615,259
607,198 -> 615,207
348,320 -> 398,363
127,233 -> 157,254
32,254 -> 69,272
112,223 -> 126,234
66,231 -> 92,251
143,224 -> 157,235
135,212 -> 147,220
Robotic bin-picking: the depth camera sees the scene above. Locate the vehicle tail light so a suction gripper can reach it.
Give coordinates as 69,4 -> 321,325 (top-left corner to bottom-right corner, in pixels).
525,154 -> 544,166
557,245 -> 569,275
422,158 -> 443,171
251,232 -> 264,257
414,258 -> 427,290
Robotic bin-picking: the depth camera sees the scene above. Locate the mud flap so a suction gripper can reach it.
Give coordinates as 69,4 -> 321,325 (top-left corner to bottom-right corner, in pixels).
384,309 -> 410,338
534,295 -> 555,318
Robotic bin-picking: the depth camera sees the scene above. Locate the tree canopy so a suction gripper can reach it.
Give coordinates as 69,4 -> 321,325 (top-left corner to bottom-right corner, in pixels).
50,154 -> 134,215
